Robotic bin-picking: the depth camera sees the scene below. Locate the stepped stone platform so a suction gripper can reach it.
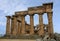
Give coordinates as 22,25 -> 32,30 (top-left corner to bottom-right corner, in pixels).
0,35 -> 41,39
0,33 -> 60,41
0,39 -> 35,41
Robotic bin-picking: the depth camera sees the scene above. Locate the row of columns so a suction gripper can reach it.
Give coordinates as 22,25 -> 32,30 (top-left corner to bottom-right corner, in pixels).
6,12 -> 53,36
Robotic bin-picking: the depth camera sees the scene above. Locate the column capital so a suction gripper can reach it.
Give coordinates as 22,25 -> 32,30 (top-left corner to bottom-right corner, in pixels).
29,14 -> 34,16
38,13 -> 44,15
21,15 -> 26,17
47,12 -> 53,14
12,15 -> 17,17
11,17 -> 14,20
6,16 -> 11,18
11,15 -> 17,20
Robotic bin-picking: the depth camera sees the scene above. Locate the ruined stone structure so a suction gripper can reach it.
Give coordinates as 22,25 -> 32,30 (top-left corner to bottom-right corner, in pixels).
6,3 -> 53,37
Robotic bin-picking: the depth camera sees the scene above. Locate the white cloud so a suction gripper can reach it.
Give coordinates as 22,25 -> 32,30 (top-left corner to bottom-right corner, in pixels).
0,0 -> 28,16
0,0 -> 43,15
0,0 -> 28,26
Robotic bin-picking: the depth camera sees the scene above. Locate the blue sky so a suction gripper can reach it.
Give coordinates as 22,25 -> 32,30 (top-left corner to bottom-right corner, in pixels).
0,0 -> 60,35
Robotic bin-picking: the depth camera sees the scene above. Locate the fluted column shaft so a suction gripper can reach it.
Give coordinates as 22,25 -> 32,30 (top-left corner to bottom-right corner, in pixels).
30,15 -> 34,35
47,12 -> 53,34
18,22 -> 21,35
21,15 -> 25,34
6,16 -> 11,35
39,14 -> 44,36
17,16 -> 21,35
14,15 -> 21,35
11,18 -> 14,35
12,16 -> 18,36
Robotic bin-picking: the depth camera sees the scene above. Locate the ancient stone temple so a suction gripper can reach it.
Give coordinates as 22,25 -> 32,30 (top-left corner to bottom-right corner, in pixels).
6,3 -> 53,38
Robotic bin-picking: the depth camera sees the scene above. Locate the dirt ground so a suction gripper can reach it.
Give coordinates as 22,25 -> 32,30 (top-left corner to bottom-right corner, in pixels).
0,39 -> 36,41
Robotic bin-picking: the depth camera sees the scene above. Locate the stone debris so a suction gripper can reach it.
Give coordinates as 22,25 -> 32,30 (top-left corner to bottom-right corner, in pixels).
36,38 -> 43,41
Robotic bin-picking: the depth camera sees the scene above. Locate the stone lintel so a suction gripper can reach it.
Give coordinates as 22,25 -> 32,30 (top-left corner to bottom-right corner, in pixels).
15,11 -> 28,16
28,6 -> 45,13
28,6 -> 45,14
12,15 -> 17,17
28,10 -> 43,15
28,6 -> 44,11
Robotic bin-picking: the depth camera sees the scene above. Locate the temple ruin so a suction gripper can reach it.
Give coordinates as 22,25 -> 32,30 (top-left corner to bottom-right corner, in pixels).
6,3 -> 53,38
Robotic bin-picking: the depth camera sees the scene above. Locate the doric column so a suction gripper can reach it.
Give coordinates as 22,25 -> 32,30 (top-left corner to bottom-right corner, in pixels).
30,15 -> 34,35
6,16 -> 11,35
16,15 -> 21,35
12,15 -> 18,36
11,18 -> 14,35
17,15 -> 21,35
47,12 -> 53,34
39,13 -> 44,36
21,15 -> 25,34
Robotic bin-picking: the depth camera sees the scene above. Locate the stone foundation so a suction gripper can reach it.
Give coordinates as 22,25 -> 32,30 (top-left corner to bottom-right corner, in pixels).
0,39 -> 35,41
